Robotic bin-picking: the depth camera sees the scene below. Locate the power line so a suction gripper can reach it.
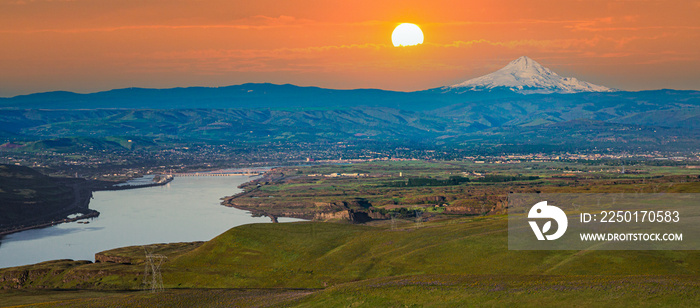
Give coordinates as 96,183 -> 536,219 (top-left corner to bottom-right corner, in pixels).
142,246 -> 167,293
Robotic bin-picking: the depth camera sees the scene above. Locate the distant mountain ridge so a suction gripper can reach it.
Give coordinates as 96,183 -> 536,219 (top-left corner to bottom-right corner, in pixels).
0,84 -> 454,111
1,62 -> 700,152
447,56 -> 616,94
1,89 -> 699,152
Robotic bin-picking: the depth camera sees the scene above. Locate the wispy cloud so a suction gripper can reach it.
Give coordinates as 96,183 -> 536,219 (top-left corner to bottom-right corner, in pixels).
0,15 -> 386,34
112,42 -> 393,74
2,0 -> 77,4
426,38 -> 603,50
0,15 -> 307,33
108,29 -> 698,75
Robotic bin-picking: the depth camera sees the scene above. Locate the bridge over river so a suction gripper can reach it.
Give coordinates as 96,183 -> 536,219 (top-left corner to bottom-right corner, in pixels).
172,169 -> 266,177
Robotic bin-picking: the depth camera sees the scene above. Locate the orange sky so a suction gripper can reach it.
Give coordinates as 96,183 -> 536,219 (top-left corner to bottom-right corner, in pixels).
1,0 -> 699,96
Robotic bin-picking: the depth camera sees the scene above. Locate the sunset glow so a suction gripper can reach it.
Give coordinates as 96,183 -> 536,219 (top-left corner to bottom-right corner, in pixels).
0,0 -> 698,96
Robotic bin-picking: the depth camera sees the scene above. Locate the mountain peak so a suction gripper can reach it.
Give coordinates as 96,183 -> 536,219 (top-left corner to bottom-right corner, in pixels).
507,56 -> 535,67
504,56 -> 545,70
448,56 -> 615,94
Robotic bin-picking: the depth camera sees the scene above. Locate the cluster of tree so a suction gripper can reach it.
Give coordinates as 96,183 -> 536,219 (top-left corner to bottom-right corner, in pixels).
475,175 -> 540,183
386,176 -> 470,187
573,159 -> 700,167
385,174 -> 540,187
377,207 -> 424,219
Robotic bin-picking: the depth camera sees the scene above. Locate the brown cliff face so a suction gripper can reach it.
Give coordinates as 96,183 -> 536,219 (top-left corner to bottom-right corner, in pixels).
0,260 -> 93,290
314,209 -> 388,223
314,210 -> 350,221
0,270 -> 32,289
94,254 -> 133,265
223,188 -> 388,223
0,243 -> 206,290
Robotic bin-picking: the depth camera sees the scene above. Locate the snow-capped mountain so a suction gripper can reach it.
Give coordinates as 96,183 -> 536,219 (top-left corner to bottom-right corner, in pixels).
447,56 -> 616,94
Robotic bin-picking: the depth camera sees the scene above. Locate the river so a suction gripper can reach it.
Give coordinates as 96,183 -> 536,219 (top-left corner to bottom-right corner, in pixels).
0,175 -> 301,269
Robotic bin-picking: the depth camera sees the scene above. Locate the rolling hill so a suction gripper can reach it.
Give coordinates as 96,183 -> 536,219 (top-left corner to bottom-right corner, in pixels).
1,57 -> 699,153
1,218 -> 698,306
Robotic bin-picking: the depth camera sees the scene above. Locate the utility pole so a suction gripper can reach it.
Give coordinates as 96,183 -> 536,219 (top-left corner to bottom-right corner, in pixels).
415,210 -> 423,228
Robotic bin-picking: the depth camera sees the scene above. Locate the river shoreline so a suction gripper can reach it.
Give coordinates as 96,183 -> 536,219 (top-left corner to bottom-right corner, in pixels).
0,175 -> 286,269
0,175 -> 174,237
0,210 -> 99,237
219,171 -> 317,222
94,175 -> 173,191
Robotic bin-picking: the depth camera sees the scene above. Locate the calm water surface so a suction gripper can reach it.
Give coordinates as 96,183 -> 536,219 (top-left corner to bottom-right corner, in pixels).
0,176 -> 300,268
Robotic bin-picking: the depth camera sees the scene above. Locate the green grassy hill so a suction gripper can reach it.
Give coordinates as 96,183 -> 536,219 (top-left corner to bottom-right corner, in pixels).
21,136 -> 157,153
165,218 -> 699,289
1,217 -> 699,306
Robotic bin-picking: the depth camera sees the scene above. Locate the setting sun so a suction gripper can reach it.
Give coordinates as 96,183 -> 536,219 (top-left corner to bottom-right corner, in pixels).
391,23 -> 424,47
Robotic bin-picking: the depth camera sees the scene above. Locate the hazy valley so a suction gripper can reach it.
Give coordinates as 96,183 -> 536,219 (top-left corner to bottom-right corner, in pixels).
2,56 -> 700,307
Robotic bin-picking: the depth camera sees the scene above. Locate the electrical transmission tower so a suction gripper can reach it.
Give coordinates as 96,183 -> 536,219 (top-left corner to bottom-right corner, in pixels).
415,210 -> 423,228
142,246 -> 167,293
